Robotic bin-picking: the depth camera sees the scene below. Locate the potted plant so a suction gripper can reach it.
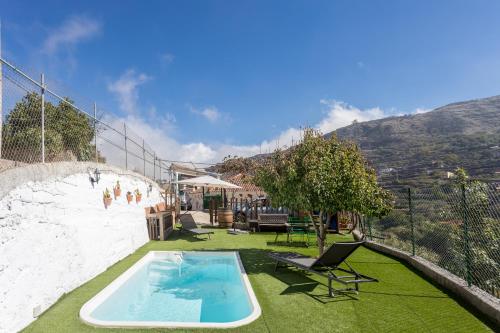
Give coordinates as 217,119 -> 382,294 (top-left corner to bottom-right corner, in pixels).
103,188 -> 112,209
135,189 -> 142,203
113,181 -> 121,199
126,191 -> 133,204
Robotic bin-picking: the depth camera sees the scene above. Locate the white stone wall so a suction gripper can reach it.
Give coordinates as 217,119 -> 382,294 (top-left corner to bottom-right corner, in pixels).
0,171 -> 162,333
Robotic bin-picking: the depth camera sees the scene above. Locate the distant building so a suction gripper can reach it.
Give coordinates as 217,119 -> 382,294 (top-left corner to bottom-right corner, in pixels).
223,173 -> 266,200
169,162 -> 211,195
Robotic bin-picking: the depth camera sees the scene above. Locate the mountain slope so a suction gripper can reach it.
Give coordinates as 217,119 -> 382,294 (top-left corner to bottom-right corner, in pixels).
328,95 -> 500,183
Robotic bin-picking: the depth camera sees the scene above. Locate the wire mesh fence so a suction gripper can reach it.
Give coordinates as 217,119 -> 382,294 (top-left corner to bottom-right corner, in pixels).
363,181 -> 500,298
0,56 -> 169,182
2,56 -> 499,299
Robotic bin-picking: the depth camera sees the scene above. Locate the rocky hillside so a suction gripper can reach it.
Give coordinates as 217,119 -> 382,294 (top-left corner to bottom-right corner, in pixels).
329,95 -> 500,184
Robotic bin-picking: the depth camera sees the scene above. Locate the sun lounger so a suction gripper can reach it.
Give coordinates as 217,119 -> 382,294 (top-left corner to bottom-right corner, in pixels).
180,219 -> 214,239
269,241 -> 377,296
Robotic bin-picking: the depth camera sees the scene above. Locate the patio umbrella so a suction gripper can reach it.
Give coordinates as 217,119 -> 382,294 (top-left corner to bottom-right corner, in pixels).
176,175 -> 241,189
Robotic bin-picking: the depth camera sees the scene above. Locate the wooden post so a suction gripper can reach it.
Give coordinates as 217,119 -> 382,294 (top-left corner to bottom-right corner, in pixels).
215,202 -> 218,225
209,198 -> 213,225
254,199 -> 258,219
159,214 -> 165,241
245,199 -> 249,219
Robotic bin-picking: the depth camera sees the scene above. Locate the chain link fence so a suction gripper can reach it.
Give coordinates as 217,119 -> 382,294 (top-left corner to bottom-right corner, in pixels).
3,56 -> 499,300
362,181 -> 500,298
0,57 -> 170,181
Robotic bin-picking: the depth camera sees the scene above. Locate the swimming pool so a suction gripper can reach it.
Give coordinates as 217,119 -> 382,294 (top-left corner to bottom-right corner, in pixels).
80,251 -> 261,328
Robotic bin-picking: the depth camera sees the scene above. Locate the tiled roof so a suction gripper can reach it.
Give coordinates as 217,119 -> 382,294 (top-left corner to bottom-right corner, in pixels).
223,173 -> 263,192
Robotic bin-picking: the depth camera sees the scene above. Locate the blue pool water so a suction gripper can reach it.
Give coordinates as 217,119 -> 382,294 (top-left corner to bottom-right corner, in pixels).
90,252 -> 253,323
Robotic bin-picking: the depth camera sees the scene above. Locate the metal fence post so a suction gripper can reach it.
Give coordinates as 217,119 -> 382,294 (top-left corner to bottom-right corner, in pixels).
94,102 -> 98,163
142,139 -> 146,176
40,73 -> 45,163
153,152 -> 156,181
461,183 -> 472,287
123,123 -> 128,170
409,187 -> 415,256
159,161 -> 162,183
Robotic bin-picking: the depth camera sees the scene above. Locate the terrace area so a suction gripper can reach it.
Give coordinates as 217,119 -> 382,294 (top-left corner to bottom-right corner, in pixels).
0,40 -> 498,333
22,224 -> 493,333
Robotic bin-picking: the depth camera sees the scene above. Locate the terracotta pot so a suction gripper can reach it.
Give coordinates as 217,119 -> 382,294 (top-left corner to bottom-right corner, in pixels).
113,187 -> 121,198
136,194 -> 142,203
126,194 -> 133,204
103,197 -> 112,209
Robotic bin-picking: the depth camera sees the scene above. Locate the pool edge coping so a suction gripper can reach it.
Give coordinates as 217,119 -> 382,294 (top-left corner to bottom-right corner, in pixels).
79,250 -> 262,329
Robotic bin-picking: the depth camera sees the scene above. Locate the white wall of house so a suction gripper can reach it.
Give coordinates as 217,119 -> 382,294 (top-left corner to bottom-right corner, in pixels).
0,165 -> 162,333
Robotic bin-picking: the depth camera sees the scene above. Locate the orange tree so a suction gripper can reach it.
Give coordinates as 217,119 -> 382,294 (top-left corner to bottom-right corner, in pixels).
253,128 -> 392,255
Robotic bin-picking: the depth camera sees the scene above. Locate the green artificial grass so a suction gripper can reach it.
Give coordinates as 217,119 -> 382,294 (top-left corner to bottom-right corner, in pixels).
23,229 -> 493,333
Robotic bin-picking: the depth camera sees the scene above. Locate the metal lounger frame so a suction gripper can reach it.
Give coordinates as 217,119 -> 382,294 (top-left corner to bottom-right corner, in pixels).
180,221 -> 214,239
271,246 -> 378,296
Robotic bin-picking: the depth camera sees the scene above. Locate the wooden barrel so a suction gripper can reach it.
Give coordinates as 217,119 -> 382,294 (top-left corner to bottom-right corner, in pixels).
218,208 -> 233,228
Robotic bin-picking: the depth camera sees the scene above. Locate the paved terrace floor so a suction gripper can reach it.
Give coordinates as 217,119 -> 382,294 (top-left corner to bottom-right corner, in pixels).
23,215 -> 494,333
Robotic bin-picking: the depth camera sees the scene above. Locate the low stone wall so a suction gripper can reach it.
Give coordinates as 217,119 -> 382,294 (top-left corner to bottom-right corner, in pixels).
0,159 -> 26,174
352,231 -> 500,327
0,162 -> 163,333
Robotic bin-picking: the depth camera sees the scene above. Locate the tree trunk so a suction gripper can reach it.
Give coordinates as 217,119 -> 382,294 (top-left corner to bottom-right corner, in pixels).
310,211 -> 328,256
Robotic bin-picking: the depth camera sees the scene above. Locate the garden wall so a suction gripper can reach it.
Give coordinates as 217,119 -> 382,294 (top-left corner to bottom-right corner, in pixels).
0,162 -> 162,333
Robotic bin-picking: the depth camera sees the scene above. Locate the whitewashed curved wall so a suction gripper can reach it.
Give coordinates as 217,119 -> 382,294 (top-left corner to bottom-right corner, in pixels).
0,163 -> 162,333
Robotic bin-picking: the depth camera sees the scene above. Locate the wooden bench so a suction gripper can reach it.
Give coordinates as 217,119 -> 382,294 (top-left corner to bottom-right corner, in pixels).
258,213 -> 289,241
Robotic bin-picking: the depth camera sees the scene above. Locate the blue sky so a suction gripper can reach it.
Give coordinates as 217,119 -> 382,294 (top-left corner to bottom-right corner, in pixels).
2,0 -> 500,162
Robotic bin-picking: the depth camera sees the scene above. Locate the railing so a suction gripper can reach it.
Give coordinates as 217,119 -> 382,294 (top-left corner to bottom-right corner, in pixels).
226,197 -> 288,220
0,56 -> 169,181
361,181 -> 500,298
223,180 -> 499,300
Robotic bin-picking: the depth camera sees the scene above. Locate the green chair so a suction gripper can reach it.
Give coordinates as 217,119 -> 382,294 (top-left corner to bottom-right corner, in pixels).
288,216 -> 312,245
302,215 -> 318,245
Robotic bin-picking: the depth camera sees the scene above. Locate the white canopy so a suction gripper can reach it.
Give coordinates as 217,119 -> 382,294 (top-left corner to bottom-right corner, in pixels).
176,175 -> 241,189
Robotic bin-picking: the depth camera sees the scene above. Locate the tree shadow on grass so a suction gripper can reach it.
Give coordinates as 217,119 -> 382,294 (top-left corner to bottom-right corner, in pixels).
363,247 -> 498,330
273,270 -> 359,304
237,248 -> 358,304
358,290 -> 448,299
238,248 -> 467,305
165,229 -> 211,242
199,225 -> 218,230
266,241 -> 308,248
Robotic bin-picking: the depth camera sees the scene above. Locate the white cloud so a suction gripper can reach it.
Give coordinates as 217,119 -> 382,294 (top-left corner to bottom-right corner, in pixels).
43,15 -> 101,54
108,70 -> 151,114
414,107 -> 432,114
189,105 -> 221,123
317,100 -> 387,133
98,114 -> 218,166
98,99 -> 397,166
200,107 -> 220,122
160,53 -> 175,65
